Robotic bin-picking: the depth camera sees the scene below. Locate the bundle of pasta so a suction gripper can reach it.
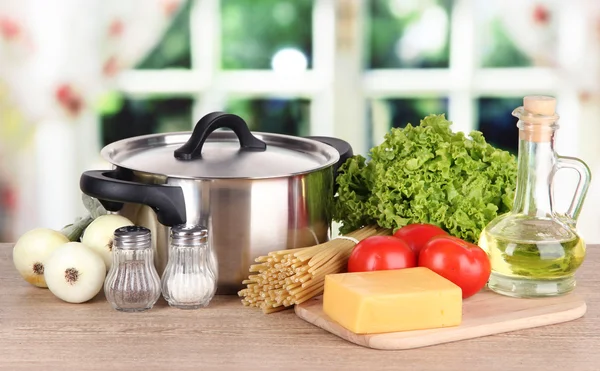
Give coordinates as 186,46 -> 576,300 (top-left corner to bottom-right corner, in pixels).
238,225 -> 390,313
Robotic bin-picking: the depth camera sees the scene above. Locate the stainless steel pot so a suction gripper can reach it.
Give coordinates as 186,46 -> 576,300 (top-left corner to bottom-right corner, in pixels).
80,112 -> 352,294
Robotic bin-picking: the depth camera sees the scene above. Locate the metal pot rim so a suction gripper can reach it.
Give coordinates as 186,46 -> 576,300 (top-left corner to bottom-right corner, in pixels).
100,130 -> 341,180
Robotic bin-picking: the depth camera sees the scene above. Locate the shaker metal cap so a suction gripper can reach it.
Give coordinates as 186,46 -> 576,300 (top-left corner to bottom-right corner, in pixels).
171,225 -> 208,244
113,225 -> 152,249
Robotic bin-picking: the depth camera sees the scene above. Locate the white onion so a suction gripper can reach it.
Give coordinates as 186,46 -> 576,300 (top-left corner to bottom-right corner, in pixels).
12,228 -> 70,288
81,214 -> 133,270
44,242 -> 106,304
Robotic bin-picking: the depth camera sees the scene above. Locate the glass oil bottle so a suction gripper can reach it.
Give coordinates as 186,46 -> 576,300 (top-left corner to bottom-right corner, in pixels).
479,96 -> 591,298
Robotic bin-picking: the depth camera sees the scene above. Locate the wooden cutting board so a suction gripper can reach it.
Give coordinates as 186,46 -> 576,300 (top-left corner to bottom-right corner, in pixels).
294,290 -> 586,350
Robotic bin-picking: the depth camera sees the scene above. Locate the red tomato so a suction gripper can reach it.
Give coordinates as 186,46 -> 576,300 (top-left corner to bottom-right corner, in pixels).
348,236 -> 416,273
418,235 -> 491,299
393,223 -> 448,256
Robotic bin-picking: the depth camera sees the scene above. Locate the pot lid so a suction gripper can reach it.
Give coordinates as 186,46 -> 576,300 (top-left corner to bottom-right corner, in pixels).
100,112 -> 341,180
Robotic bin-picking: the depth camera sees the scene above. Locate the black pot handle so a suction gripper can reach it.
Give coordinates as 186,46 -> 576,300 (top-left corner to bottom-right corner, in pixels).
80,169 -> 187,226
174,111 -> 267,161
305,136 -> 354,177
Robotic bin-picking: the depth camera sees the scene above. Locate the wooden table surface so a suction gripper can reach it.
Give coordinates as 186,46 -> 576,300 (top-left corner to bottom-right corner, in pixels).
1,243 -> 599,371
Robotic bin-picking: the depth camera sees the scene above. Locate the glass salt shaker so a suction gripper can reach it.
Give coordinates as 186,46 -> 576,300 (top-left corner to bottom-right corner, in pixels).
161,225 -> 217,309
104,226 -> 162,312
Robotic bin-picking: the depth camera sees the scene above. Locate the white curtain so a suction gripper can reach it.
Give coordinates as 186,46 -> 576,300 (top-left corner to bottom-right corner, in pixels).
0,0 -> 185,239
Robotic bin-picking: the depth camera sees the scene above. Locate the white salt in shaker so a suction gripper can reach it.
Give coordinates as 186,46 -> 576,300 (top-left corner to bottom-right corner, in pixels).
161,225 -> 217,309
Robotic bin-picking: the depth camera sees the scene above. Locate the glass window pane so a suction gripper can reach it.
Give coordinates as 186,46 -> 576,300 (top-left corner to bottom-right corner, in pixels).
225,98 -> 310,136
137,2 -> 192,69
475,0 -> 558,68
367,0 -> 452,69
369,97 -> 449,147
476,97 -> 522,154
100,97 -> 193,146
221,0 -> 313,70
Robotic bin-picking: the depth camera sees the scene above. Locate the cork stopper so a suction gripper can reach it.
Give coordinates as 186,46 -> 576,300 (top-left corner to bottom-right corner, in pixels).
516,95 -> 559,143
523,95 -> 556,116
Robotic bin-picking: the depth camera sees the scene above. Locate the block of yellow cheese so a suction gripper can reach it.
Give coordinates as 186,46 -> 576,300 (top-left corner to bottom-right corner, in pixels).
323,267 -> 462,334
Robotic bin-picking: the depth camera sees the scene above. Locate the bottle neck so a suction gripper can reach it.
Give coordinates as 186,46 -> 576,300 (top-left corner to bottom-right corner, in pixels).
512,134 -> 556,217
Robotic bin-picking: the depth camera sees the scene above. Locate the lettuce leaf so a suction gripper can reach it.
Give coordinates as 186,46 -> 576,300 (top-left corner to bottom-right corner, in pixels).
333,114 -> 517,243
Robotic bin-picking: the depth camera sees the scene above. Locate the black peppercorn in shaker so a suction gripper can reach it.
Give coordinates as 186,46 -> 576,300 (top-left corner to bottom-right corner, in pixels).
104,226 -> 162,312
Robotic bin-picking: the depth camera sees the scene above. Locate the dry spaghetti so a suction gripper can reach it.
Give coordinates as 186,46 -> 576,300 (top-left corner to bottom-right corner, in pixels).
238,225 -> 390,314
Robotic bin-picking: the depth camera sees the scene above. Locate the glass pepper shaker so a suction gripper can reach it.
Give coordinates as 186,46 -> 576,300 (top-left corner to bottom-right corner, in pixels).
104,226 -> 162,312
161,225 -> 217,309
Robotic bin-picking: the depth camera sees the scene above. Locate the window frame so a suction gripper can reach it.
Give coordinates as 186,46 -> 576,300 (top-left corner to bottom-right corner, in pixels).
21,0 -> 597,243
115,0 -> 587,158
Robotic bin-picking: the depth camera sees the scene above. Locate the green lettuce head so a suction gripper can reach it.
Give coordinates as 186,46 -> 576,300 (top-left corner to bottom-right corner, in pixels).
333,114 -> 517,243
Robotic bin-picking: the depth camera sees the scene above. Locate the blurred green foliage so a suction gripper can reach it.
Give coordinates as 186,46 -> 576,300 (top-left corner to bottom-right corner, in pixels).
384,97 -> 449,129
477,97 -> 522,154
100,0 -> 536,153
221,0 -> 313,69
226,98 -> 310,135
372,97 -> 520,154
101,98 -> 193,146
137,0 -> 192,69
368,0 -> 452,68
480,19 -> 530,68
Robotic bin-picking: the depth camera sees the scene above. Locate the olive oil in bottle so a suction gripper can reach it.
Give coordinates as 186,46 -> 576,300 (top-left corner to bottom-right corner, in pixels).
479,96 -> 591,298
479,219 -> 586,297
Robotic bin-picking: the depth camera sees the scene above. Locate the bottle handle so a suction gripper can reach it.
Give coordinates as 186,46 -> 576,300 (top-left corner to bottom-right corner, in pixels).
550,156 -> 592,225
